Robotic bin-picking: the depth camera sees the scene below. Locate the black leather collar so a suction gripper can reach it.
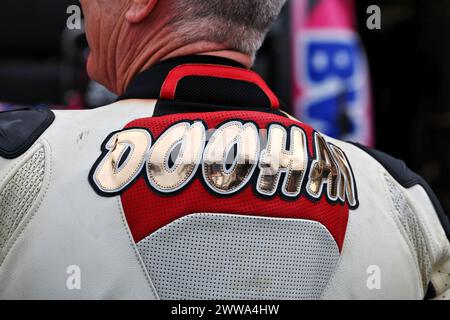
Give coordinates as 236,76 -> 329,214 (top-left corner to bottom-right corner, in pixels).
118,55 -> 283,114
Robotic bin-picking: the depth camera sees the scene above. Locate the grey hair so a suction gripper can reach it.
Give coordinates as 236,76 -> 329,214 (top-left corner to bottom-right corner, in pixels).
168,0 -> 287,58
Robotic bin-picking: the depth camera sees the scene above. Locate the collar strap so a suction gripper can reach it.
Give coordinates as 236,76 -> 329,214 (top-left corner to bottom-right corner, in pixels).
160,64 -> 280,109
119,55 -> 280,110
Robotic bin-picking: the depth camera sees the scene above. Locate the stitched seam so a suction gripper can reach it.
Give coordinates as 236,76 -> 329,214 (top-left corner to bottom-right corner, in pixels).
149,123 -> 194,190
116,196 -> 160,299
96,133 -> 147,191
259,125 -> 287,193
204,122 -> 243,192
115,143 -> 134,174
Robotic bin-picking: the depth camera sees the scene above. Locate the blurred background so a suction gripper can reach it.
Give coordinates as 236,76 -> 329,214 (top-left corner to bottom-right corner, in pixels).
0,0 -> 449,214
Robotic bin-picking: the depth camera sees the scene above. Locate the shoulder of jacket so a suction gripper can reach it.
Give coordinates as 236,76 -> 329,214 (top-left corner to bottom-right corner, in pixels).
0,108 -> 54,160
349,142 -> 450,240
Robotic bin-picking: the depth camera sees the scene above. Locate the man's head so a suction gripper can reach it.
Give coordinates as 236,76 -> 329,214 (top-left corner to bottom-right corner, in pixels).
168,0 -> 287,57
80,0 -> 286,94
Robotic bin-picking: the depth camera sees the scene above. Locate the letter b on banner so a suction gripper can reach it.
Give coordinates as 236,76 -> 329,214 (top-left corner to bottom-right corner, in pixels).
307,42 -> 356,83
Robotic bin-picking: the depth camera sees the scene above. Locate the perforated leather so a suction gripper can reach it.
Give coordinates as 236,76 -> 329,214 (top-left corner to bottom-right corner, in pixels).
385,174 -> 432,289
0,148 -> 45,250
137,213 -> 340,300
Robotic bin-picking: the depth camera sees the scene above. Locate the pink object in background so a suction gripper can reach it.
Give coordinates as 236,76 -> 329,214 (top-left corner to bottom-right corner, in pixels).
291,0 -> 374,146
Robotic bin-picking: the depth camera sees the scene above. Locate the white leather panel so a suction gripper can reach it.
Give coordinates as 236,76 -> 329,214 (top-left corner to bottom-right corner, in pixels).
0,100 -> 159,299
321,139 -> 423,300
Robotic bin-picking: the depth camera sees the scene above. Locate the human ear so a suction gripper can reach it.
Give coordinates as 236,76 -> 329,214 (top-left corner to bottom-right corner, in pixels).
125,0 -> 158,24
